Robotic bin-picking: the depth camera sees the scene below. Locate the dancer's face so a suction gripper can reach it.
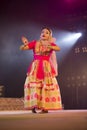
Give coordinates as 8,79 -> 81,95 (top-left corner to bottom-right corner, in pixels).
40,28 -> 51,40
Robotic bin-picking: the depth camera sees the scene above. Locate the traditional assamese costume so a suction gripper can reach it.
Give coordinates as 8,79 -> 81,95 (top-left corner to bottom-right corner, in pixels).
24,40 -> 62,110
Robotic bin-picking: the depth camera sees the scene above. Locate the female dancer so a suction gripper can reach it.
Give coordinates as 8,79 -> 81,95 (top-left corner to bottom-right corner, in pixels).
20,27 -> 62,113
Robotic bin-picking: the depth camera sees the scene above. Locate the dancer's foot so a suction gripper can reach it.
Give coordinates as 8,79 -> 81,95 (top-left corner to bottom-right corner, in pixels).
32,108 -> 37,113
39,109 -> 48,114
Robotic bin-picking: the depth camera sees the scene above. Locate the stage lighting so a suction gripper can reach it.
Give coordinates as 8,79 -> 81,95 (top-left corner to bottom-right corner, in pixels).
75,33 -> 82,38
64,32 -> 82,42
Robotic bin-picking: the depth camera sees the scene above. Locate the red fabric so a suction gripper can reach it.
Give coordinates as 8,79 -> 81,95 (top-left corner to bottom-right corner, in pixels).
34,55 -> 50,79
27,40 -> 36,50
27,41 -> 57,79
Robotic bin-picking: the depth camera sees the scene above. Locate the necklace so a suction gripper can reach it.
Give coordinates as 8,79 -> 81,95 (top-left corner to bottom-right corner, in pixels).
40,40 -> 50,46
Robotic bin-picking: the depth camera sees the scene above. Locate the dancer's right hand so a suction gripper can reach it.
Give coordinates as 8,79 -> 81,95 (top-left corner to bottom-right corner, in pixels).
21,36 -> 28,45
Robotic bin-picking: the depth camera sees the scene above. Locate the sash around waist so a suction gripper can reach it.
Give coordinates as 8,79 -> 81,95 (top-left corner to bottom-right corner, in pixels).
34,54 -> 50,60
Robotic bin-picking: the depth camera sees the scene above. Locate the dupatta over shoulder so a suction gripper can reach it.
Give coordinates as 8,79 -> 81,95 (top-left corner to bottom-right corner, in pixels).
50,51 -> 58,77
49,37 -> 58,77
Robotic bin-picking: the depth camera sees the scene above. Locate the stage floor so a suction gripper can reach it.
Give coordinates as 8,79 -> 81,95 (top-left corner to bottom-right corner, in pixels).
0,110 -> 87,130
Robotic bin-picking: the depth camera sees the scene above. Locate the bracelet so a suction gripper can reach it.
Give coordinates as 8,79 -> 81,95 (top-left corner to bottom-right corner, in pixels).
24,44 -> 27,47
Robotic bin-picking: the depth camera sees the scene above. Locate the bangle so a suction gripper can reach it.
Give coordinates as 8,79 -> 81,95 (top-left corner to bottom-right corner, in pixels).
24,44 -> 27,47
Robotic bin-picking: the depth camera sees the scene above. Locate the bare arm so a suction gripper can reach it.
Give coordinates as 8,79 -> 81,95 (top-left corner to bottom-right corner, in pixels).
48,44 -> 60,51
52,45 -> 60,51
49,37 -> 60,51
19,44 -> 29,50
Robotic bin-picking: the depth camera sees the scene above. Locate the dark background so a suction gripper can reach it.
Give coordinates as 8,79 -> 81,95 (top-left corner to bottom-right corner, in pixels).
0,0 -> 87,109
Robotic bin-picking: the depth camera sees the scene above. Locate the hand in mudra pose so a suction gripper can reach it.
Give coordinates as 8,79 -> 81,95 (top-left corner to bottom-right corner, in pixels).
21,36 -> 29,45
20,36 -> 29,50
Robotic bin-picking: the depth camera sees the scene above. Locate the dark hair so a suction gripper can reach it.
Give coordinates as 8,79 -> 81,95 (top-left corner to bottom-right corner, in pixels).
41,27 -> 52,35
